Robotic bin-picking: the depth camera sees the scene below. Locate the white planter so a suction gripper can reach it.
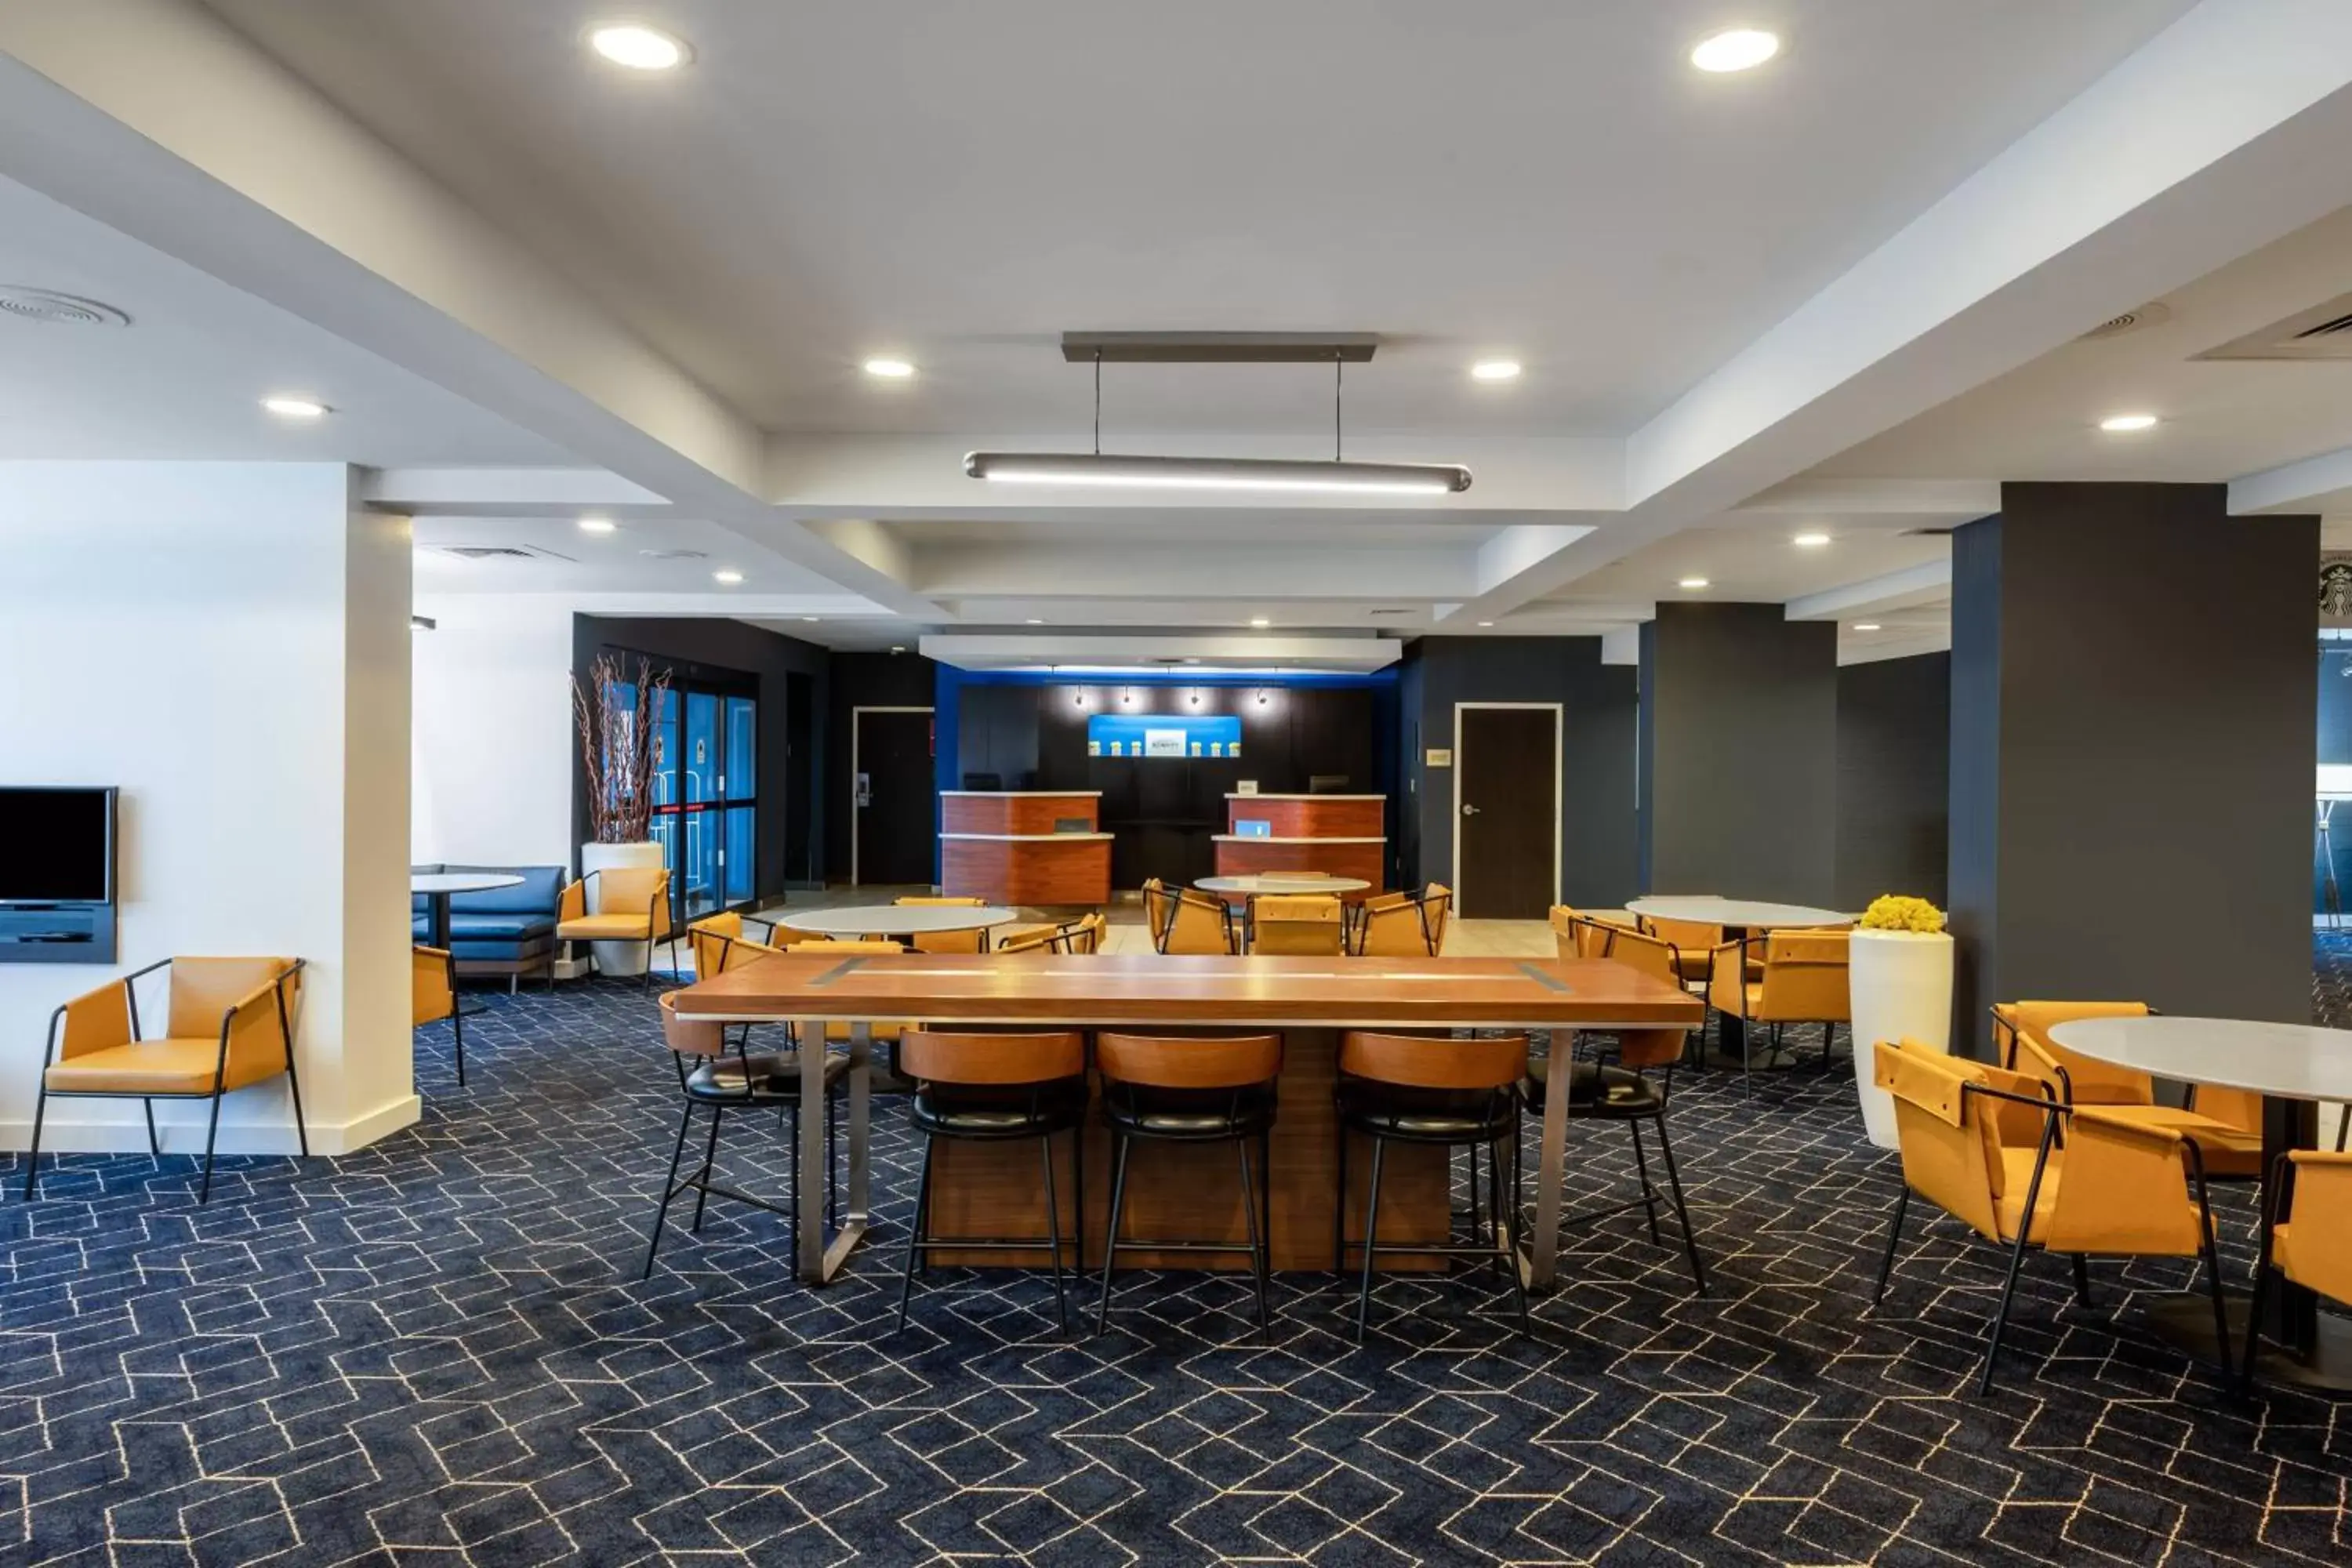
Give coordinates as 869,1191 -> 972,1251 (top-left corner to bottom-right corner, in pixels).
579,840 -> 666,977
1849,928 -> 1955,1149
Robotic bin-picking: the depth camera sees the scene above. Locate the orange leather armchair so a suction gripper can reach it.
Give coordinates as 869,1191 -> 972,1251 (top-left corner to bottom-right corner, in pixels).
1142,878 -> 1237,955
1250,893 -> 1344,956
26,956 -> 307,1203
1708,929 -> 1850,1088
1870,1039 -> 2232,1394
895,895 -> 989,954
2243,1150 -> 2352,1392
1551,906 -> 1639,960
1993,1000 -> 2260,1180
1352,884 -> 1450,956
556,866 -> 675,989
412,945 -> 471,1085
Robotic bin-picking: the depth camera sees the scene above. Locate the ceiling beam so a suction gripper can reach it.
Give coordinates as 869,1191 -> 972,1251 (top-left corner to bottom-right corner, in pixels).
1437,0 -> 2352,626
2230,444 -> 2352,515
1784,559 -> 1955,622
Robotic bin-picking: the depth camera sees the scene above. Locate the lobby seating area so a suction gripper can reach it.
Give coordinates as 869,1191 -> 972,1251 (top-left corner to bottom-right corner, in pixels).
14,5 -> 2352,1560
8,957 -> 2348,1562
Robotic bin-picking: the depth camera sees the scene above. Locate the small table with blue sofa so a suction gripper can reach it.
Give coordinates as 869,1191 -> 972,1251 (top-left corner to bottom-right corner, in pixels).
409,864 -> 568,990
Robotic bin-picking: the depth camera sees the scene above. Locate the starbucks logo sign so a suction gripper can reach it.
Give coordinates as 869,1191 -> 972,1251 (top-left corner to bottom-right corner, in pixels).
2325,559 -> 2352,618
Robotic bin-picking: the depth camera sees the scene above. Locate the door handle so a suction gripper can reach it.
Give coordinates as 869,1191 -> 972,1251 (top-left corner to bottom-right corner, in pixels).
1461,803 -> 1480,817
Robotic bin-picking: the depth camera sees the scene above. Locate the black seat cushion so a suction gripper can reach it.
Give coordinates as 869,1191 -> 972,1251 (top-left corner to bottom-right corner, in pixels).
910,1076 -> 1088,1139
684,1050 -> 851,1103
1523,1057 -> 1664,1118
1102,1080 -> 1278,1140
1336,1080 -> 1516,1144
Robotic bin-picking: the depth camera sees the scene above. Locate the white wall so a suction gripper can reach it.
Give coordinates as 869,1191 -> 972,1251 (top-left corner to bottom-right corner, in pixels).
410,595 -> 575,870
0,461 -> 416,1154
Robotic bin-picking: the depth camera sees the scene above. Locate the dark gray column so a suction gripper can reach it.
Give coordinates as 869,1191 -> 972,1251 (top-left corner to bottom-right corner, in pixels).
1638,602 -> 1838,906
1835,652 -> 1951,910
1947,483 -> 2316,1054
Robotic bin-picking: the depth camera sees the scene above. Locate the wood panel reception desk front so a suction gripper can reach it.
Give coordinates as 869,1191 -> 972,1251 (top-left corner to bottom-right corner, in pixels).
939,792 -> 1112,906
1214,793 -> 1386,891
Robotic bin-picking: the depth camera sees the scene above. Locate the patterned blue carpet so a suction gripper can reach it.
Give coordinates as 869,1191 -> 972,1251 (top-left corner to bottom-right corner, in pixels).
2,957 -> 2350,1565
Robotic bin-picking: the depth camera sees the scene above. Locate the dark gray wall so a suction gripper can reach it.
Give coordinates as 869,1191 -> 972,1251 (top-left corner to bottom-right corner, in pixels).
572,615 -> 829,896
826,651 -> 939,884
1399,636 -> 1639,908
1948,485 -> 2317,1054
1836,652 -> 1950,910
1639,603 -> 1839,906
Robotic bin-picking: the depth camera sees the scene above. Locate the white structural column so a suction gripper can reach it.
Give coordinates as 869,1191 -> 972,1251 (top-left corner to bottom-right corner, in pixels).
410,595 -> 577,869
0,462 -> 418,1156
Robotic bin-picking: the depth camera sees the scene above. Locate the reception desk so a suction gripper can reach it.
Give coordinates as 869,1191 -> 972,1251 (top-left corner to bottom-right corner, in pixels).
940,792 -> 1112,906
1214,793 -> 1386,891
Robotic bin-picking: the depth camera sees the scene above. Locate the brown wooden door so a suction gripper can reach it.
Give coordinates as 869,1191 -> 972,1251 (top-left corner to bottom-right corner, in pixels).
1456,706 -> 1557,919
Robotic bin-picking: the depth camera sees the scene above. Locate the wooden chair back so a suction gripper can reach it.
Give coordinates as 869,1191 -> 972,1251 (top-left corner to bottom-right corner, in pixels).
1097,1032 -> 1283,1090
1340,1030 -> 1526,1091
657,989 -> 731,1058
900,1029 -> 1087,1085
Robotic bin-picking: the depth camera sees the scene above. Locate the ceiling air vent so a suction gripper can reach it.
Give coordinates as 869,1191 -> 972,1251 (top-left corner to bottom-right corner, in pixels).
2196,292 -> 2352,361
0,287 -> 131,328
434,543 -> 576,563
639,547 -> 708,561
1367,607 -> 1414,619
1902,527 -> 1957,538
2077,301 -> 2170,341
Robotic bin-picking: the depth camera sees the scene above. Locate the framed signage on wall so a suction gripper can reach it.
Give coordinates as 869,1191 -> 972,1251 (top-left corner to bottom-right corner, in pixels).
1085,713 -> 1243,759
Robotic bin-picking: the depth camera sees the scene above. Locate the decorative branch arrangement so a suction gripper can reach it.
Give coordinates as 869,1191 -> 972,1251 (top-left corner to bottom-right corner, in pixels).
572,653 -> 670,844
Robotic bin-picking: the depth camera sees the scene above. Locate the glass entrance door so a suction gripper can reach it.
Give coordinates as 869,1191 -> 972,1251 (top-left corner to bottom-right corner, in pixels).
631,667 -> 758,924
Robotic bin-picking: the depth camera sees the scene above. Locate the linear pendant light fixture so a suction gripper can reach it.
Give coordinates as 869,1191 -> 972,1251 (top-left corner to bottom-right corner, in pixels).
964,332 -> 1473,495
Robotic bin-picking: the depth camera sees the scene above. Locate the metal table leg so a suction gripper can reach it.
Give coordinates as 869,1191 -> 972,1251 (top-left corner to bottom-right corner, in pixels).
1530,1029 -> 1570,1291
797,1017 -> 872,1284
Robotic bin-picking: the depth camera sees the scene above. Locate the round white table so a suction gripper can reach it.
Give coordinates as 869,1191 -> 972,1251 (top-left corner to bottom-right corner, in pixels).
2053,1014 -> 2352,1390
1624,896 -> 1850,929
1197,875 -> 1372,898
750,904 -> 1021,941
411,871 -> 523,950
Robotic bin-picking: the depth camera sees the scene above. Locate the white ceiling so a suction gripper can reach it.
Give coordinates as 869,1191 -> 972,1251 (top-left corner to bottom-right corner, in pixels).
0,172 -> 570,465
201,0 -> 2197,435
1815,204 -> 2352,485
14,0 -> 2352,670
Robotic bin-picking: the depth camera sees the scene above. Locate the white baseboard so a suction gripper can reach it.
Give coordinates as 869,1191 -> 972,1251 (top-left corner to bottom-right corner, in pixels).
5,1092 -> 421,1157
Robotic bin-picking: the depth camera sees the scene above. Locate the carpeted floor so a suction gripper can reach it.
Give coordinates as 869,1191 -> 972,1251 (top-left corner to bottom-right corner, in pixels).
4,952 -> 2351,1565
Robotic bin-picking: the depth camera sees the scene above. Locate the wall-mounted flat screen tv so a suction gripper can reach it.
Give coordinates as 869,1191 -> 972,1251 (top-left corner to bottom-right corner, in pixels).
0,787 -> 116,904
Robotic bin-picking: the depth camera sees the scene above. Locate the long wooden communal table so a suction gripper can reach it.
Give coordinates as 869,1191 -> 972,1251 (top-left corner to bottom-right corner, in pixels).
671,951 -> 1703,1288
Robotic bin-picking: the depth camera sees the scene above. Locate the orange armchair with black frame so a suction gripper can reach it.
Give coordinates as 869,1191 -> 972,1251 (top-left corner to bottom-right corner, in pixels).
25,956 -> 307,1204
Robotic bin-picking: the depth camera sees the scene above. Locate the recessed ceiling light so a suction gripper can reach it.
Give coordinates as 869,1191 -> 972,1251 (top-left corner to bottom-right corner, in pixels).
713,568 -> 743,585
1678,576 -> 1711,590
1471,360 -> 1522,382
1853,622 -> 1882,632
890,644 -> 906,654
261,395 -> 328,419
588,23 -> 689,71
802,616 -> 820,622
1250,617 -> 1272,628
577,516 -> 616,535
1477,621 -> 1495,628
1026,618 -> 1044,625
1691,28 -> 1780,72
1793,532 -> 1831,548
862,358 -> 915,379
2100,412 -> 2160,432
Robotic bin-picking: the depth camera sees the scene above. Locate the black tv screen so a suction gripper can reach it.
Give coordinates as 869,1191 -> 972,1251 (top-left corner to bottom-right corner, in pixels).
2,788 -> 114,903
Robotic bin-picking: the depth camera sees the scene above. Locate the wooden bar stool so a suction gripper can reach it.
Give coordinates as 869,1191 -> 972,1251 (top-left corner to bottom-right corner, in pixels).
895,1029 -> 1090,1335
1335,1030 -> 1531,1341
641,992 -> 844,1279
1094,1032 -> 1284,1338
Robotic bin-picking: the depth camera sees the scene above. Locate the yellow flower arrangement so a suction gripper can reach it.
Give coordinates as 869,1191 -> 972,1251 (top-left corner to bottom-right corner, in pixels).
1860,894 -> 1946,934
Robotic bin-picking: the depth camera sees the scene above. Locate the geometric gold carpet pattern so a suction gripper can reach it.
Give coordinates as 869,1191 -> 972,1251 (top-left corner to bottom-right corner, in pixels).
3,953 -> 2350,1564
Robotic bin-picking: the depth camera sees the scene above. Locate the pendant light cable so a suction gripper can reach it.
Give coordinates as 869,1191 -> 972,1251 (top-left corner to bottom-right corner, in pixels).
1094,349 -> 1102,457
1334,353 -> 1344,462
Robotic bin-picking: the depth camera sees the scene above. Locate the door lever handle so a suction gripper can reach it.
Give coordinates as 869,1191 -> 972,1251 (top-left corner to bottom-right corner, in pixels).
1461,803 -> 1480,816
